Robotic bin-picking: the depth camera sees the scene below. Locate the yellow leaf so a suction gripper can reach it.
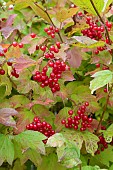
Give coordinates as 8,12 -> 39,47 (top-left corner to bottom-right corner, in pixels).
56,8 -> 79,22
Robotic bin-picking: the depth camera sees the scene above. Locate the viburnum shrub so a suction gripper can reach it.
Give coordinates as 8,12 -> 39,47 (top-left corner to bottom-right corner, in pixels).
1,0 -> 113,170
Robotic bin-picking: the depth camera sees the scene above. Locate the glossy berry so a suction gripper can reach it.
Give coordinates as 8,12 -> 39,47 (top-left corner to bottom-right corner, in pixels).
30,33 -> 36,38
0,69 -> 5,75
12,42 -> 18,47
19,43 -> 23,48
40,45 -> 46,52
68,110 -> 74,115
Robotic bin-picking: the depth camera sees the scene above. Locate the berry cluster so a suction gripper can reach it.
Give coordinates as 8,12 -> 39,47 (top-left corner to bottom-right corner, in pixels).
33,60 -> 68,93
36,42 -> 61,59
11,67 -> 19,78
61,102 -> 93,131
26,117 -> 55,144
95,135 -> 108,155
7,61 -> 19,78
44,26 -> 59,39
81,17 -> 112,41
12,41 -> 23,48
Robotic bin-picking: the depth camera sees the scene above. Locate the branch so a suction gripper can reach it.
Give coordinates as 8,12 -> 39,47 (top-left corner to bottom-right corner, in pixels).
34,2 -> 63,43
95,84 -> 113,135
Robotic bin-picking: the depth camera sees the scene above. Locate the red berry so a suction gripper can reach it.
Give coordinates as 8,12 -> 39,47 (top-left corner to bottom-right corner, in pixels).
40,45 -> 46,52
88,117 -> 93,123
49,45 -> 55,51
44,28 -> 49,32
104,88 -> 108,93
56,42 -> 61,49
55,28 -> 59,33
0,69 -> 5,75
12,42 -> 18,47
61,120 -> 66,124
47,30 -> 51,35
30,33 -> 36,38
49,26 -> 54,30
7,61 -> 12,66
3,48 -> 7,53
96,63 -> 100,68
19,43 -> 23,48
68,110 -> 74,115
51,33 -> 55,38
85,102 -> 89,106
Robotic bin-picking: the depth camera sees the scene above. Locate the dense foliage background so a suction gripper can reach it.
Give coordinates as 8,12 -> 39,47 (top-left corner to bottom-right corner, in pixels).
0,0 -> 113,169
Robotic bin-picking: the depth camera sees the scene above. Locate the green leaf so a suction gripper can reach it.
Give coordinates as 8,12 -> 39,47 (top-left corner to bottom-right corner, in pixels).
47,133 -> 66,148
38,153 -> 66,170
70,0 -> 104,15
72,36 -> 105,48
21,148 -> 42,167
0,134 -> 14,166
74,165 -> 107,170
103,124 -> 113,143
83,131 -> 99,156
0,75 -> 12,96
90,70 -> 113,94
12,159 -> 26,170
0,86 -> 6,99
14,130 -> 46,154
28,2 -> 52,24
62,130 -> 99,156
93,145 -> 113,167
57,142 -> 81,168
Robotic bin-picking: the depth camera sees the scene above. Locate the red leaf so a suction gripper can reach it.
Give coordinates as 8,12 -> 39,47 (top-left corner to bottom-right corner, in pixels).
88,119 -> 101,133
26,99 -> 54,109
0,108 -> 18,127
5,14 -> 17,27
14,56 -> 36,73
62,70 -> 75,81
67,47 -> 82,68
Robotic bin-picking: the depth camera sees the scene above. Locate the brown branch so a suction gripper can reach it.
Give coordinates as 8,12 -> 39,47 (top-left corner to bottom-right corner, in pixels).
68,97 -> 77,106
95,84 -> 113,135
34,2 -> 63,43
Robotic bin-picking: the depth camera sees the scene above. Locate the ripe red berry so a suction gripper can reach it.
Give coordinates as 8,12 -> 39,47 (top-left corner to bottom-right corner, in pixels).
55,28 -> 59,33
19,43 -> 23,48
44,28 -> 49,32
0,69 -> 5,75
68,110 -> 74,115
7,61 -> 12,66
56,42 -> 61,49
85,102 -> 89,106
40,45 -> 46,52
104,88 -> 108,93
96,63 -> 100,68
12,42 -> 18,47
61,120 -> 66,124
30,33 -> 36,38
3,48 -> 7,53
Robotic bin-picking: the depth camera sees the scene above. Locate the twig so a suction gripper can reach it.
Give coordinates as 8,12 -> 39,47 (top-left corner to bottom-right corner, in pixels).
68,97 -> 77,106
34,2 -> 63,43
95,84 -> 113,135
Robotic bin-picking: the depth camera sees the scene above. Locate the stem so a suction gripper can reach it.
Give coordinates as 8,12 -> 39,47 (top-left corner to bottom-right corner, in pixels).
90,0 -> 111,45
95,84 -> 113,135
34,2 -> 63,43
68,97 -> 77,106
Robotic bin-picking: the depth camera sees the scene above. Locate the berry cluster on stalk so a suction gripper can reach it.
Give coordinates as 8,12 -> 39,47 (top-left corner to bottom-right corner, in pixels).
44,26 -> 59,39
61,102 -> 93,131
26,117 -> 55,144
95,135 -> 108,155
81,17 -> 112,55
33,60 -> 69,93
